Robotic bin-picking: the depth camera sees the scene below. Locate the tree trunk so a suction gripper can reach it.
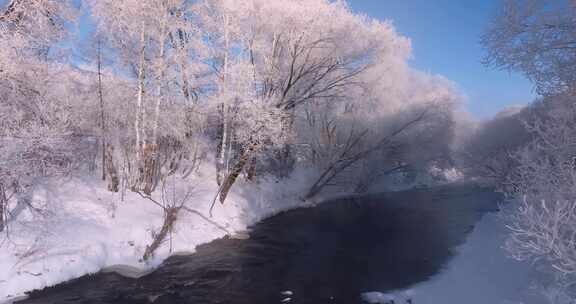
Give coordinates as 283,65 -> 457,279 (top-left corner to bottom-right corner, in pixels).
0,183 -> 6,233
135,25 -> 147,168
216,110 -> 230,187
142,206 -> 179,261
245,157 -> 257,181
143,14 -> 167,196
168,29 -> 193,103
105,143 -> 119,193
97,39 -> 106,181
142,143 -> 157,195
152,13 -> 167,146
216,13 -> 231,185
218,144 -> 254,204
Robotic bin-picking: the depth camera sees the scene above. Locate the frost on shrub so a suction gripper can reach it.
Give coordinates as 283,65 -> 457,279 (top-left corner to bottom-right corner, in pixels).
503,94 -> 576,300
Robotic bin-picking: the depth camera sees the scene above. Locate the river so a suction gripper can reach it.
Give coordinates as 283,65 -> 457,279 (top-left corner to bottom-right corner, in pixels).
18,184 -> 501,304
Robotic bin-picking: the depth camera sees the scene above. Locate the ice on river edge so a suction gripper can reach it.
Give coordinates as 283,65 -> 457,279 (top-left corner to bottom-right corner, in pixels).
362,290 -> 414,304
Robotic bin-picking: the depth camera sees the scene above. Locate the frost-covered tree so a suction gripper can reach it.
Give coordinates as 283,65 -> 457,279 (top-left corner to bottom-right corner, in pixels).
88,0 -> 208,194
196,0 -> 384,203
196,0 -> 460,205
0,0 -> 463,233
0,0 -> 470,280
482,0 -> 576,95
197,0 -> 383,187
483,2 -> 576,300
0,0 -> 82,231
456,105 -> 531,185
502,94 -> 576,301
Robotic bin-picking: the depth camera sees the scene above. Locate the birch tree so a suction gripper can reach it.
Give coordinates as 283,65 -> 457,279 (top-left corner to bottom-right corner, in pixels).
89,0 -> 208,194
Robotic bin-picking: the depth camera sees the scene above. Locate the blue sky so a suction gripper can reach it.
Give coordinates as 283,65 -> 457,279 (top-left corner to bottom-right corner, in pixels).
348,0 -> 536,118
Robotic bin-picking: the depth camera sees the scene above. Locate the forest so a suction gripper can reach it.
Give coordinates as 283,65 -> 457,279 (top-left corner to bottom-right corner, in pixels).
1,0 -> 576,303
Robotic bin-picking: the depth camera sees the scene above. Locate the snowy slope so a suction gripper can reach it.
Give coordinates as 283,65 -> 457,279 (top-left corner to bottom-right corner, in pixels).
0,165 -> 316,302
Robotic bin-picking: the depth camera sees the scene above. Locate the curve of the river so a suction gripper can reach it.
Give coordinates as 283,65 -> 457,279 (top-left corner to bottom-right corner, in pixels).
18,184 -> 501,304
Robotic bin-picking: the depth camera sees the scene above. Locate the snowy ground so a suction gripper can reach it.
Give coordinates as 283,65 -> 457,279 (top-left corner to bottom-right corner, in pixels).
0,165 -> 546,304
361,212 -> 546,304
0,164 -> 316,303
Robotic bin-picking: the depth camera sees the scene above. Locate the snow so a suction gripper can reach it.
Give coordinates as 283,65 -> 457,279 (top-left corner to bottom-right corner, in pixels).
361,213 -> 546,304
0,164 -> 316,302
0,164 -> 546,304
362,291 -> 398,303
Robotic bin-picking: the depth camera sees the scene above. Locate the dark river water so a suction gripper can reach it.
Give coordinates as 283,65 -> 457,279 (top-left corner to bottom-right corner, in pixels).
17,184 -> 501,304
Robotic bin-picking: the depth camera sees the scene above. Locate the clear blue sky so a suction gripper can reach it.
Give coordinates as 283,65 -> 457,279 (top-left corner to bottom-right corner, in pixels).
347,0 -> 536,118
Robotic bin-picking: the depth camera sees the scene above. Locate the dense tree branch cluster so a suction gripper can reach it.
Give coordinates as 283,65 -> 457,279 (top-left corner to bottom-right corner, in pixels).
0,0 -> 459,258
481,1 -> 576,301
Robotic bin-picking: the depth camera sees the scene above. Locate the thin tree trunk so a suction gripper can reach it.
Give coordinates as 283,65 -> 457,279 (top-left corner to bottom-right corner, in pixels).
219,149 -> 251,203
97,39 -> 106,181
152,13 -> 167,145
215,105 -> 224,186
211,142 -> 257,216
135,25 -> 147,166
216,94 -> 229,186
142,143 -> 156,195
169,29 -> 193,103
143,13 -> 168,195
142,206 -> 179,261
176,29 -> 192,103
216,13 -> 230,185
210,152 -> 249,217
0,183 -> 6,233
105,143 -> 119,192
245,157 -> 257,181
180,55 -> 191,102
132,25 -> 148,192
305,109 -> 429,199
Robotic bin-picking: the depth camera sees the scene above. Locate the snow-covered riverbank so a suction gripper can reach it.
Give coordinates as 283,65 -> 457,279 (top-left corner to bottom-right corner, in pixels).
1,172 -> 546,304
0,165 -> 315,302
